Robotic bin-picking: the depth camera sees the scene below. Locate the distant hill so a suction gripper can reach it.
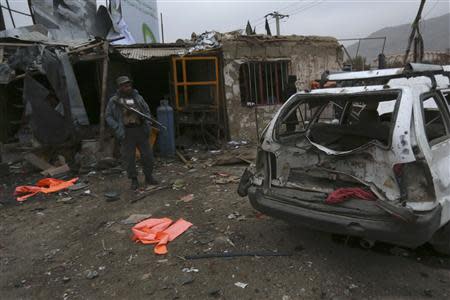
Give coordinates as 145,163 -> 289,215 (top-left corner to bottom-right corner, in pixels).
347,13 -> 450,61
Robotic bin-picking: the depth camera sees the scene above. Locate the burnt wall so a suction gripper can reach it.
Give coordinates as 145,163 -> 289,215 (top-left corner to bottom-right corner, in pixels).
222,36 -> 343,142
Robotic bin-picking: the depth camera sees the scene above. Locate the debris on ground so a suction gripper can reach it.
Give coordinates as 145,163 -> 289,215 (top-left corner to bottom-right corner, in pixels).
131,218 -> 193,254
234,282 -> 248,289
172,179 -> 186,190
213,174 -> 240,184
41,164 -> 71,177
14,177 -> 79,201
23,153 -> 53,171
179,194 -> 194,203
104,191 -> 120,202
84,269 -> 99,280
121,214 -> 153,225
213,149 -> 255,166
182,267 -> 199,273
132,185 -> 171,203
56,197 -> 74,204
176,150 -> 193,169
68,182 -> 88,191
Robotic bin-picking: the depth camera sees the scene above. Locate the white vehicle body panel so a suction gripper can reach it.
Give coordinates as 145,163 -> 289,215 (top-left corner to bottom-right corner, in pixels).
261,74 -> 450,227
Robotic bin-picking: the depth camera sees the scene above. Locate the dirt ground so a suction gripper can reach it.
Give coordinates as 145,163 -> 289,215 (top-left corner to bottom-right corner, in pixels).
1,150 -> 450,300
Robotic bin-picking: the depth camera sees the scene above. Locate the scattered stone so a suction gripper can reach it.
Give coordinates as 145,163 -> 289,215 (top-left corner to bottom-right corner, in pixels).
234,282 -> 248,289
348,283 -> 358,290
182,267 -> 199,273
121,214 -> 152,225
208,288 -> 221,297
179,194 -> 194,203
141,273 -> 151,280
62,276 -> 71,283
172,179 -> 186,190
214,236 -> 235,247
57,197 -> 74,204
84,269 -> 98,279
177,273 -> 194,285
41,164 -> 70,177
104,191 -> 120,202
68,182 -> 88,191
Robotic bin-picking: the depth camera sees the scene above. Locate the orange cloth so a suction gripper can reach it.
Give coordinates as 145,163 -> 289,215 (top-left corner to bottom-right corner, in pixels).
132,218 -> 193,255
14,177 -> 78,202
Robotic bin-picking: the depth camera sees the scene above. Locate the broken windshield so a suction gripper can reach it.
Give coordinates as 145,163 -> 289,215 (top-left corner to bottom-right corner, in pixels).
275,91 -> 401,151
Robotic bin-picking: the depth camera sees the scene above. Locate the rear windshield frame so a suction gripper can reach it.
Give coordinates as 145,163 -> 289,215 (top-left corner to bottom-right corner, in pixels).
273,89 -> 403,149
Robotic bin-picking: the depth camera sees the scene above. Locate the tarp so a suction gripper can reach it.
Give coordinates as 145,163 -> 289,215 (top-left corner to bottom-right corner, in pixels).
22,47 -> 90,145
14,177 -> 78,202
23,75 -> 71,145
132,218 -> 193,254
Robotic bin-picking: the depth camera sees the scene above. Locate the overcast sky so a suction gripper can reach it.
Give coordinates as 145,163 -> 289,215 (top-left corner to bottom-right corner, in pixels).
1,0 -> 449,44
157,0 -> 449,43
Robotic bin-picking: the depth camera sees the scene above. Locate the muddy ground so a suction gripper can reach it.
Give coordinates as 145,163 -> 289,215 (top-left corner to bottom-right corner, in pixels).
1,150 -> 450,299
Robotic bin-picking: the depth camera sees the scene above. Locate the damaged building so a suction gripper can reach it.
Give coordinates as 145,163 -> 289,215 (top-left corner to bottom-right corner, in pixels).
108,33 -> 343,145
0,25 -> 342,145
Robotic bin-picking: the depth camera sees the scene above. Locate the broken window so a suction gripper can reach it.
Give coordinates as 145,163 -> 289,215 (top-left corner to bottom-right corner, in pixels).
239,61 -> 290,106
421,94 -> 450,145
276,91 -> 400,151
172,56 -> 219,110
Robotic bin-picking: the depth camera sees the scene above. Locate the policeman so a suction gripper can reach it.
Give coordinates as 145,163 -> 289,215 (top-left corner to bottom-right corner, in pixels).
105,76 -> 158,190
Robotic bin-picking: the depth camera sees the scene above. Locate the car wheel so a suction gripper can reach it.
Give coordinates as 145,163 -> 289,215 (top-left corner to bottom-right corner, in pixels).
430,221 -> 450,255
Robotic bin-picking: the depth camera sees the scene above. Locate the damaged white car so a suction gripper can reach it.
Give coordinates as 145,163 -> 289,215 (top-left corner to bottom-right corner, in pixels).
238,64 -> 450,254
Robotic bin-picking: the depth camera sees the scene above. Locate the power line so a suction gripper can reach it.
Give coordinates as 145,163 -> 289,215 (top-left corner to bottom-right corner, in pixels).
423,0 -> 439,19
288,0 -> 325,18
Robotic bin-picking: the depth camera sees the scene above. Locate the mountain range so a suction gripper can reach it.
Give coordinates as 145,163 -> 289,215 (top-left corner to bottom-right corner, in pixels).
347,13 -> 450,61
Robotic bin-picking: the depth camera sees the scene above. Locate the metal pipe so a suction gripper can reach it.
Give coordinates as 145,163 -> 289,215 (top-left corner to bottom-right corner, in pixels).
5,0 -> 15,28
160,12 -> 164,43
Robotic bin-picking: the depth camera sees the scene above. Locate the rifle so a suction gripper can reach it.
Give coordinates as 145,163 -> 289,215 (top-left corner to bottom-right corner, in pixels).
114,100 -> 167,130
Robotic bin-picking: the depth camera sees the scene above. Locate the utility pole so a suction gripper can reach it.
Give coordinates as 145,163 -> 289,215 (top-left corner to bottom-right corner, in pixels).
265,11 -> 289,36
403,0 -> 426,64
160,13 -> 164,43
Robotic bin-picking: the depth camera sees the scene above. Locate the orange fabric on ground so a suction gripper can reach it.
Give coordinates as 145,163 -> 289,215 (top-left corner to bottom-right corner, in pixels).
132,218 -> 193,255
14,178 -> 79,202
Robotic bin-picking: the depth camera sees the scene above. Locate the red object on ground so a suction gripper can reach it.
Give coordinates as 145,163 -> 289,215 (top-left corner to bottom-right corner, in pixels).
132,218 -> 193,255
14,177 -> 79,202
326,187 -> 376,204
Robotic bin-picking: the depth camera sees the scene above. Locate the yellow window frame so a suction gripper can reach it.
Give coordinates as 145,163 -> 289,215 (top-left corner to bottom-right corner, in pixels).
172,56 -> 220,111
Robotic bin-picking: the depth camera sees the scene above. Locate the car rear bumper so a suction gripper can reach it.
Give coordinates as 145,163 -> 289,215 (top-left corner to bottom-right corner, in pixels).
248,186 -> 442,247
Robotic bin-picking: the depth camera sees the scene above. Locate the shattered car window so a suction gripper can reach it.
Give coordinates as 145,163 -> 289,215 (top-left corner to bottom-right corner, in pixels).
277,101 -> 323,136
276,91 -> 400,151
422,96 -> 450,144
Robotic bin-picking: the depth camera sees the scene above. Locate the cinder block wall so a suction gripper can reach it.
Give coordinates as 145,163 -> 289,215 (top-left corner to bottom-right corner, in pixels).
221,36 -> 343,142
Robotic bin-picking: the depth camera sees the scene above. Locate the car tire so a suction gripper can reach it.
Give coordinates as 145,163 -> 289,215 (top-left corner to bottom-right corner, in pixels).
430,221 -> 450,255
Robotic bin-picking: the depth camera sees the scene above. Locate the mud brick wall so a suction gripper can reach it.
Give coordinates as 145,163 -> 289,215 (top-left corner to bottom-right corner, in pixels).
222,36 -> 343,142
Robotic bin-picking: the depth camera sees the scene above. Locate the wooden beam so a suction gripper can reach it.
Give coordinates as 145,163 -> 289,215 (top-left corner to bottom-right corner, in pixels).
99,41 -> 109,149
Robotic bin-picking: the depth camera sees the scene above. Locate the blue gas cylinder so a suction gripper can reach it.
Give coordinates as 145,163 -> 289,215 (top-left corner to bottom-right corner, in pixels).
157,100 -> 176,157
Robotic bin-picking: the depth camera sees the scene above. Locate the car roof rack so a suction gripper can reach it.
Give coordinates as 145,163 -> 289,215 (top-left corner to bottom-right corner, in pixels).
327,63 -> 450,84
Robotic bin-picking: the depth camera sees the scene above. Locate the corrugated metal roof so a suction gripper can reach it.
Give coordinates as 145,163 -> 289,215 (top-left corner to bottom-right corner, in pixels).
116,47 -> 186,60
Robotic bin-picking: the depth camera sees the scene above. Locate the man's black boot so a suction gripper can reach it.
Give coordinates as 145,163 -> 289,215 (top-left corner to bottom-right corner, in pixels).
131,178 -> 139,190
145,176 -> 158,186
